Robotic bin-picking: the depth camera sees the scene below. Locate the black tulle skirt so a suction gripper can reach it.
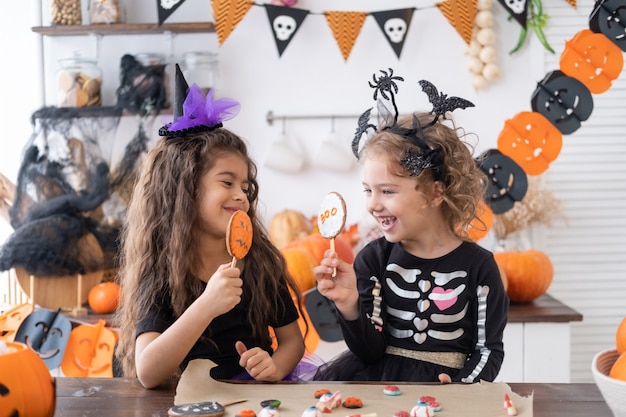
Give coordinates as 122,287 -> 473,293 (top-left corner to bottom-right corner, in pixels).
312,350 -> 460,382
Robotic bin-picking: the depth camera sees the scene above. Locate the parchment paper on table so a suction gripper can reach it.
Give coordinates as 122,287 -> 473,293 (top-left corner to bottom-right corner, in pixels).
175,359 -> 534,417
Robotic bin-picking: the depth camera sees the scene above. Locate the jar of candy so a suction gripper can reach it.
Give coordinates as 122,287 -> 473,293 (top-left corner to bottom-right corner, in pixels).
181,52 -> 219,94
133,53 -> 170,112
57,54 -> 102,107
89,0 -> 125,24
51,0 -> 82,25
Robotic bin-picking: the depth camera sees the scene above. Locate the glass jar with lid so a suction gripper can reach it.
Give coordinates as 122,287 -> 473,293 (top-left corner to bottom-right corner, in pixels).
181,52 -> 219,94
132,53 -> 170,112
56,53 -> 102,107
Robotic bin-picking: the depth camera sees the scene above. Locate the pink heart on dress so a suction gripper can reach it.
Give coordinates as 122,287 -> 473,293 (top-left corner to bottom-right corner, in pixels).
431,287 -> 457,311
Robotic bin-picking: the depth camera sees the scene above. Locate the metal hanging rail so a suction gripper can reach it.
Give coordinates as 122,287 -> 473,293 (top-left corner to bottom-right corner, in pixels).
266,110 -> 360,126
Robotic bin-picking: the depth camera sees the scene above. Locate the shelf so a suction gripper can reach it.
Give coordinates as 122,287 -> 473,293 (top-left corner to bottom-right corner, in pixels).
31,106 -> 172,119
31,22 -> 215,36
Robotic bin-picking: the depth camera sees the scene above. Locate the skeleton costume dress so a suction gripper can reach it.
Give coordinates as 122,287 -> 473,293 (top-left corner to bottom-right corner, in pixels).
314,238 -> 508,383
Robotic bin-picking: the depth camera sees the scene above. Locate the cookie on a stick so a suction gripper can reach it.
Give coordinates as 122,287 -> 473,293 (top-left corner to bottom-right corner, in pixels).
317,192 -> 347,277
227,210 -> 253,268
168,399 -> 247,417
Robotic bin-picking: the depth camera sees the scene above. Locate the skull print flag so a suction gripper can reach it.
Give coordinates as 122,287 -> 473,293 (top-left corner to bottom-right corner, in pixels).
264,4 -> 310,57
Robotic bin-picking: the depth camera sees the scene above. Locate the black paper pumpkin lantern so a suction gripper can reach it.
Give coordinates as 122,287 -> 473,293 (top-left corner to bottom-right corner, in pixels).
0,341 -> 55,417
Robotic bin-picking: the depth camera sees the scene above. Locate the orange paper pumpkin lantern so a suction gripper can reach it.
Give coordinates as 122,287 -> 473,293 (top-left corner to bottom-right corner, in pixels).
494,249 -> 554,302
560,29 -> 624,94
0,341 -> 55,417
497,111 -> 563,176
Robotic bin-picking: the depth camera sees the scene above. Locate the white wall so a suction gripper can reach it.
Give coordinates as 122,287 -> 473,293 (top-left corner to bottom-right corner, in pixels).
0,0 -> 540,228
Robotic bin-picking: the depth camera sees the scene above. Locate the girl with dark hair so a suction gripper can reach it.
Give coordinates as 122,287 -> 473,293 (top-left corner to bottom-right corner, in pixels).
115,66 -> 305,389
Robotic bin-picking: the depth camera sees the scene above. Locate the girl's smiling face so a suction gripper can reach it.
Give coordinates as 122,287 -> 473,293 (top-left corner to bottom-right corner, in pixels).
362,155 -> 433,244
195,151 -> 251,239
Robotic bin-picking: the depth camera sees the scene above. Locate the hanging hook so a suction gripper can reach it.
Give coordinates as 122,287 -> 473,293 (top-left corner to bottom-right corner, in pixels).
330,116 -> 336,133
281,117 -> 286,134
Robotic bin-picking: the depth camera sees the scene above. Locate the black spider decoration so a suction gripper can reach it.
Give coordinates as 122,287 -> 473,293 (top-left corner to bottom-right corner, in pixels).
418,80 -> 475,126
369,68 -> 404,121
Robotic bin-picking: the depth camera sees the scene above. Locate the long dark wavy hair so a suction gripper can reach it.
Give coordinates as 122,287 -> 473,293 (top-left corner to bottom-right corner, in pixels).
115,129 -> 304,377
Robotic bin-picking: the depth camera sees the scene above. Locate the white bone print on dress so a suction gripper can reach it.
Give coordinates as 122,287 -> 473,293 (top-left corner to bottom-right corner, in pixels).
384,264 -> 469,344
367,276 -> 383,329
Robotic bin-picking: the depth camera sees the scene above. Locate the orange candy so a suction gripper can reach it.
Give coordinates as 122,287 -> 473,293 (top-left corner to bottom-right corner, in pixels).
609,351 -> 626,382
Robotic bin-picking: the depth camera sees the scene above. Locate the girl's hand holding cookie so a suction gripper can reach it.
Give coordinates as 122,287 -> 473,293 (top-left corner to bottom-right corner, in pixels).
235,341 -> 279,382
314,250 -> 359,319
202,263 -> 243,316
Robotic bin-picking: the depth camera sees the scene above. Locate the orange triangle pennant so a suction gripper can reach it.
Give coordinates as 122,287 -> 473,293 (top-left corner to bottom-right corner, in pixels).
436,0 -> 477,45
564,0 -> 576,8
324,11 -> 368,62
212,0 -> 254,46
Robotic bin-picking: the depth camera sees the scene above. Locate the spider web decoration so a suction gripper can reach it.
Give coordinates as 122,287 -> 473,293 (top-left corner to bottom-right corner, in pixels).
0,109 -> 123,276
324,11 -> 368,61
435,0 -> 478,45
212,0 -> 254,46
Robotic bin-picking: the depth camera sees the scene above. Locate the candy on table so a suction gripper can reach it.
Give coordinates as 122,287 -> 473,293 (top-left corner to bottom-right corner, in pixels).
345,414 -> 377,417
314,389 -> 332,399
236,409 -> 256,417
504,393 -> 518,416
227,210 -> 253,267
317,191 -> 347,277
260,400 -> 281,409
316,390 -> 342,413
382,385 -> 401,396
342,397 -> 363,409
258,406 -> 280,417
409,401 -> 434,417
302,406 -> 321,417
392,411 -> 410,417
418,396 -> 441,412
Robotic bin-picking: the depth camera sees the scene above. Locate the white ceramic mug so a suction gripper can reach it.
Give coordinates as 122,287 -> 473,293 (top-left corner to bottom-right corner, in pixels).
263,133 -> 305,173
312,133 -> 354,172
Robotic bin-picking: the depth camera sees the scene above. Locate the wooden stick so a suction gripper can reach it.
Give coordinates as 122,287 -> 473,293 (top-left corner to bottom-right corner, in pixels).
221,399 -> 247,407
330,238 -> 337,277
29,274 -> 35,307
231,256 -> 237,268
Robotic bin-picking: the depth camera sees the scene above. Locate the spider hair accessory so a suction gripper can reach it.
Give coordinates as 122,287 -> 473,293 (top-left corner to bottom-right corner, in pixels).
351,69 -> 474,182
159,64 -> 240,138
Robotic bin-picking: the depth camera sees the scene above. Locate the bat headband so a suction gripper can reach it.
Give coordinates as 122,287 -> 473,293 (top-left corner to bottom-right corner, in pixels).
351,69 -> 474,181
159,64 -> 240,138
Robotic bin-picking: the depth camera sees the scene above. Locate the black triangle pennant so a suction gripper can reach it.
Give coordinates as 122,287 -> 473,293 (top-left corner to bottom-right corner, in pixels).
264,4 -> 310,57
371,8 -> 415,59
497,0 -> 528,28
157,0 -> 187,26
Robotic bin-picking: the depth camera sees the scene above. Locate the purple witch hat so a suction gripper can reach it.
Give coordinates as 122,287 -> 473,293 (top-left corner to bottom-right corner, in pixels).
158,64 -> 240,138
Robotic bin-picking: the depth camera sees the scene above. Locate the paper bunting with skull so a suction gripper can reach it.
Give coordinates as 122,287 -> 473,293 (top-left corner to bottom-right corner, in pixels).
497,0 -> 528,28
371,8 -> 415,58
156,0 -> 187,26
264,4 -> 310,57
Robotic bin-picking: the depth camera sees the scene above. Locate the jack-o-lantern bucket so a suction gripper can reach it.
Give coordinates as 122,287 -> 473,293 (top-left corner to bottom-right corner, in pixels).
0,341 -> 55,417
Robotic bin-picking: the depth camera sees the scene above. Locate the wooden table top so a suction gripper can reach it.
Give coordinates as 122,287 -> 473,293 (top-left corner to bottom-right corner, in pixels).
54,377 -> 612,417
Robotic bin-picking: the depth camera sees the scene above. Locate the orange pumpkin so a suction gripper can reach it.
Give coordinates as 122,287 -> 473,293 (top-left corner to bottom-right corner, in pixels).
493,249 -> 553,302
283,233 -> 355,265
0,341 -> 55,417
609,351 -> 626,382
282,248 -> 317,293
88,281 -> 121,314
269,209 -> 311,249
